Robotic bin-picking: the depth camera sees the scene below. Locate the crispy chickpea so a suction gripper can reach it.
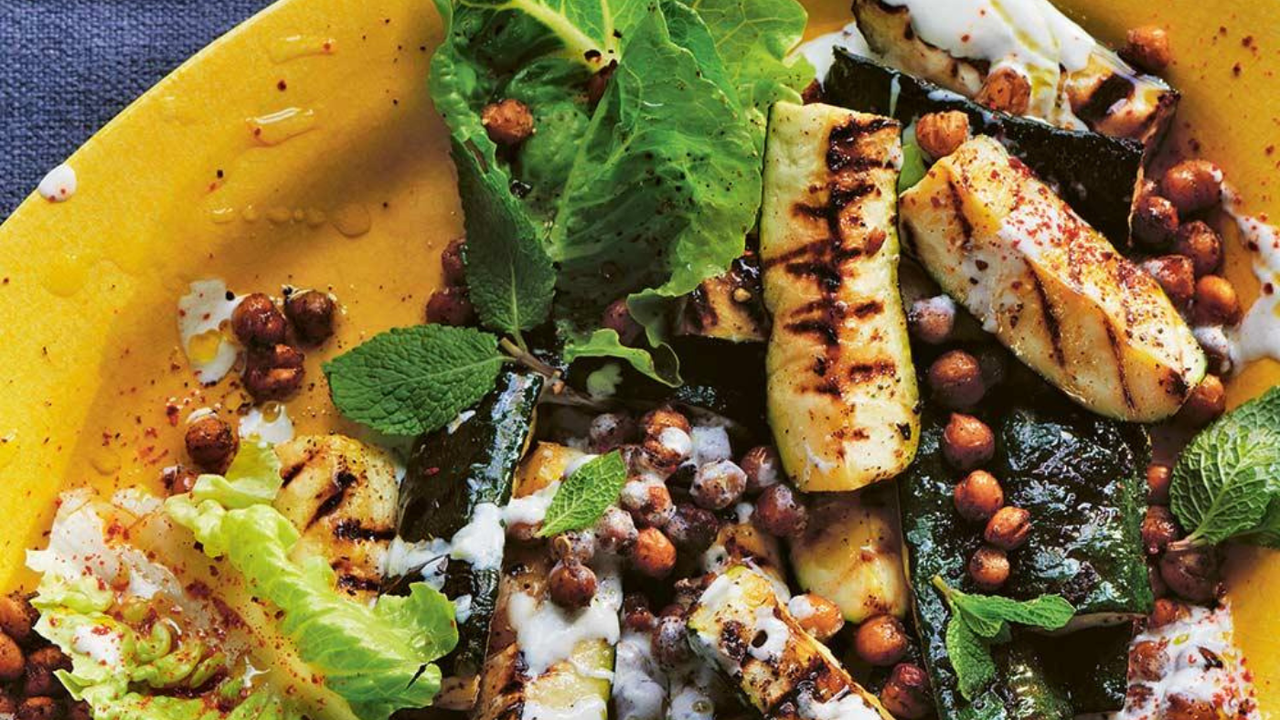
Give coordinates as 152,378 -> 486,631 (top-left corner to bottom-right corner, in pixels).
1122,25 -> 1173,72
968,545 -> 1011,591
548,560 -> 598,610
953,470 -> 1005,522
551,531 -> 596,564
595,505 -> 639,555
984,507 -> 1031,551
0,594 -> 37,645
753,483 -> 808,538
161,464 -> 199,496
588,412 -> 638,453
1149,560 -> 1170,598
441,237 -> 467,286
908,296 -> 957,345
623,593 -> 657,632
506,521 -> 541,543
915,111 -> 970,159
691,460 -> 748,510
739,445 -> 782,493
243,343 -> 305,401
791,594 -> 845,642
976,67 -> 1031,115
1141,506 -> 1183,555
1149,597 -> 1189,629
665,503 -> 720,552
620,479 -> 676,528
928,350 -> 986,409
1129,640 -> 1168,682
1178,375 -> 1226,428
0,633 -> 24,681
1147,463 -> 1173,504
880,663 -> 934,719
651,615 -> 692,665
284,290 -> 337,344
631,527 -> 677,578
1161,160 -> 1223,215
15,697 -> 58,720
673,575 -> 715,611
1165,694 -> 1219,720
854,614 -> 909,667
184,414 -> 238,473
1160,547 -> 1219,603
942,413 -> 995,471
602,298 -> 644,346
1141,255 -> 1195,307
1175,221 -> 1224,276
65,701 -> 93,720
1192,275 -> 1242,326
1132,194 -> 1180,249
801,79 -> 825,105
481,98 -> 534,146
231,293 -> 287,346
425,287 -> 476,327
24,647 -> 69,697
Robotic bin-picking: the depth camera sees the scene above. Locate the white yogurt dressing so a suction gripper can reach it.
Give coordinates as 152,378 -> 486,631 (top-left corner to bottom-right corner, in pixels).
238,402 -> 295,445
796,688 -> 882,720
748,605 -> 790,662
508,569 -> 622,677
1222,189 -> 1280,367
72,624 -> 125,667
686,426 -> 732,468
796,21 -> 875,84
503,480 -> 561,527
37,163 -> 77,202
382,502 -> 505,587
177,279 -> 244,385
612,629 -> 667,720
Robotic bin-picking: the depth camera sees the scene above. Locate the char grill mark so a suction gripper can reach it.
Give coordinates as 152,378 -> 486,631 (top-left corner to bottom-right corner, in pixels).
307,469 -> 359,529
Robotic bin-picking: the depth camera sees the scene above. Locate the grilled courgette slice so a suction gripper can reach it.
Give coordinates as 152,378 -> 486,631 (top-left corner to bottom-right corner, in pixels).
680,254 -> 769,343
687,565 -> 893,720
760,101 -> 919,493
900,136 -> 1205,422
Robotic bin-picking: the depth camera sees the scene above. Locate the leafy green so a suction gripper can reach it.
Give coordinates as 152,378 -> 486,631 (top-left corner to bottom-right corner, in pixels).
563,327 -> 681,387
899,141 -> 928,192
323,325 -> 505,436
539,450 -> 628,536
1171,387 -> 1280,547
946,611 -> 997,702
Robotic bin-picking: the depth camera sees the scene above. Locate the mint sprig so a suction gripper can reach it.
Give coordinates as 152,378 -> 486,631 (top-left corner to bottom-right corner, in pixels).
539,451 -> 628,537
323,325 -> 505,436
1171,387 -> 1280,548
932,576 -> 1075,701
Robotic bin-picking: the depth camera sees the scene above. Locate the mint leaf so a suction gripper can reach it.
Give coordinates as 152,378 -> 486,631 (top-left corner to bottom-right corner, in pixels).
563,327 -> 682,387
955,593 -> 1075,634
1238,496 -> 1280,548
539,451 -> 628,536
946,614 -> 995,701
453,139 -> 555,335
323,325 -> 504,435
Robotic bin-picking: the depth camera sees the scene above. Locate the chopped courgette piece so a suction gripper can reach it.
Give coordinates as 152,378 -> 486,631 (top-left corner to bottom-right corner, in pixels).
679,254 -> 769,343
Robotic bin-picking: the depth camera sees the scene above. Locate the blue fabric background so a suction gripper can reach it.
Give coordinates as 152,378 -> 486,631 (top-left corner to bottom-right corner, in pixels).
0,0 -> 272,220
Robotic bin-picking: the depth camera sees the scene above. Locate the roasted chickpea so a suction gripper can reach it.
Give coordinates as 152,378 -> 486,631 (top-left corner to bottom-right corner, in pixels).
879,663 -> 934,719
651,615 -> 692,665
942,413 -> 995,471
739,445 -> 782,493
791,594 -> 845,642
620,479 -> 676,528
753,483 -> 808,538
65,701 -> 93,720
0,633 -> 23,681
1175,221 -> 1224,277
691,460 -> 748,510
908,296 -> 957,345
0,594 -> 37,645
1132,194 -> 1180,249
915,111 -> 970,159
1129,640 -> 1168,682
1160,547 -> 1219,603
595,505 -> 639,555
15,697 -> 58,720
631,527 -> 677,578
928,350 -> 986,409
243,343 -> 305,401
1165,694 -> 1219,720
1147,463 -> 1173,505
984,506 -> 1031,551
1149,560 -> 1170,598
425,287 -> 476,327
602,298 -> 644,346
1178,375 -> 1226,428
23,647 -> 69,697
641,406 -> 692,436
953,470 -> 1005,522
506,520 -> 541,543
1141,506 -> 1183,555
548,560 -> 598,609
441,237 -> 467,286
481,98 -> 534,146
1192,275 -> 1242,326
1141,255 -> 1195,307
640,407 -> 693,476
673,575 -> 715,611
1148,597 -> 1189,629
623,593 -> 657,632
161,464 -> 199,496
588,412 -> 638,453
854,614 -> 909,667
665,503 -> 720,552
976,67 -> 1031,115
968,545 -> 1011,591
1122,25 -> 1173,72
184,414 -> 238,473
551,531 -> 597,564
231,293 -> 287,346
1161,160 -> 1223,215
284,290 -> 337,344
801,79 -> 825,105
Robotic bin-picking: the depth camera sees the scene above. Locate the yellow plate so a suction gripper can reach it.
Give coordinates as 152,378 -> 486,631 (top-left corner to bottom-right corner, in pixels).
0,0 -> 1276,709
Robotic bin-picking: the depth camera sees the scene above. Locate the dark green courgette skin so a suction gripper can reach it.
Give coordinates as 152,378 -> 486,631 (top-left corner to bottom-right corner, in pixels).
1034,625 -> 1133,713
898,403 -> 1151,719
399,369 -> 543,679
824,50 -> 1143,245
